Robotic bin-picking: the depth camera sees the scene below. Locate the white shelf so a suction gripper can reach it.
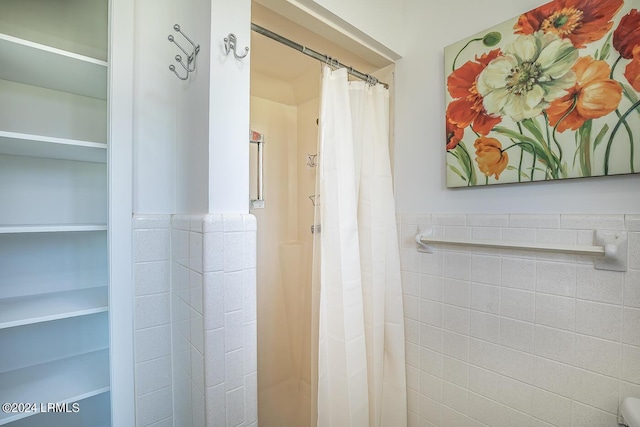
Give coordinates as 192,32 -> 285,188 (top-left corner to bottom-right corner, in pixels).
0,349 -> 110,425
0,287 -> 108,329
8,393 -> 111,427
0,224 -> 107,234
0,131 -> 106,163
0,33 -> 107,100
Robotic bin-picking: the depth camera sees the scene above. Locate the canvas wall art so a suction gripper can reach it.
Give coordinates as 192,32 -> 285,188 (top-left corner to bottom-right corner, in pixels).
445,0 -> 640,187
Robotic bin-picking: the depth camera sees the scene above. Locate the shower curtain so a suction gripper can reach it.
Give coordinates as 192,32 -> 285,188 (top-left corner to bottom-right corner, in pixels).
315,65 -> 407,427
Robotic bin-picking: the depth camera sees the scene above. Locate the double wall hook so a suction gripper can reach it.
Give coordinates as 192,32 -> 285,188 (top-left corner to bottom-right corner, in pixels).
224,33 -> 249,60
168,24 -> 200,80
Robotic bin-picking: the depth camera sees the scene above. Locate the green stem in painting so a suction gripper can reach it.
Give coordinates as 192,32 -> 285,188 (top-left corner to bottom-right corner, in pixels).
457,141 -> 475,186
608,54 -> 635,172
550,97 -> 577,178
451,32 -> 501,71
502,142 -> 537,182
604,99 -> 640,175
518,144 -> 524,183
579,120 -> 592,177
615,109 -> 635,173
452,38 -> 483,71
610,55 -> 623,79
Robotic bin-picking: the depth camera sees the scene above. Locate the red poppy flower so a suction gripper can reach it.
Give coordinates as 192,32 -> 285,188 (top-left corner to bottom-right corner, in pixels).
547,56 -> 622,132
515,0 -> 624,48
446,49 -> 502,136
624,46 -> 640,91
446,119 -> 464,150
613,9 -> 640,59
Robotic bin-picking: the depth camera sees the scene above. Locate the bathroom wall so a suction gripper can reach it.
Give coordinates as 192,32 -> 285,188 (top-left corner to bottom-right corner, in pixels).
133,214 -> 257,427
392,0 -> 640,424
398,213 -> 640,427
394,0 -> 640,214
171,215 -> 205,426
133,215 -> 173,427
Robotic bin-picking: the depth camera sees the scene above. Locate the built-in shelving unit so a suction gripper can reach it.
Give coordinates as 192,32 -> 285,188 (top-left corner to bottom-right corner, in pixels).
0,0 -> 111,424
0,224 -> 108,234
0,287 -> 108,329
0,349 -> 110,425
0,34 -> 107,100
0,131 -> 107,163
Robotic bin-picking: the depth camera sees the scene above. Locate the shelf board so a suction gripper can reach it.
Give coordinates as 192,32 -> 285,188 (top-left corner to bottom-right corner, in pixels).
0,287 -> 108,330
7,392 -> 111,427
0,131 -> 106,163
0,33 -> 107,100
0,224 -> 107,234
0,349 -> 110,425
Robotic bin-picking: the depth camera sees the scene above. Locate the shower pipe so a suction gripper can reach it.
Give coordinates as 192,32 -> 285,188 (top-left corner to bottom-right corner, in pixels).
250,23 -> 389,89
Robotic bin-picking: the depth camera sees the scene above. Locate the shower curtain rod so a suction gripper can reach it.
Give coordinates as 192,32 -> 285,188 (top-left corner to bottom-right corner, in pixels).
250,23 -> 389,89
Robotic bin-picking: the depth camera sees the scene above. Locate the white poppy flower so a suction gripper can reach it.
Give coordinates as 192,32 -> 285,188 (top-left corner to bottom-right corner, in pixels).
476,32 -> 579,122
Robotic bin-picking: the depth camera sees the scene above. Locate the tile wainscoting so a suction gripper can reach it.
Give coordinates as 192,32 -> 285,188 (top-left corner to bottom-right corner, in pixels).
398,214 -> 640,427
133,214 -> 257,427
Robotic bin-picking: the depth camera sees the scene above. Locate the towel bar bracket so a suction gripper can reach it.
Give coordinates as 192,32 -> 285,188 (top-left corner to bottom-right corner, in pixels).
594,230 -> 628,272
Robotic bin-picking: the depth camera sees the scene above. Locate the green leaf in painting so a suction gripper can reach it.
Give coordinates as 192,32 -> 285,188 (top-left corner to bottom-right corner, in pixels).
493,126 -> 552,167
622,83 -> 639,105
449,142 -> 477,186
521,118 -> 546,145
458,142 -> 478,186
593,124 -> 610,150
448,164 -> 468,182
598,32 -> 612,61
577,120 -> 592,176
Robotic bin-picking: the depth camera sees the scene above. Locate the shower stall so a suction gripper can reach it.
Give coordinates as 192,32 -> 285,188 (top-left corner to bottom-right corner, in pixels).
250,95 -> 319,427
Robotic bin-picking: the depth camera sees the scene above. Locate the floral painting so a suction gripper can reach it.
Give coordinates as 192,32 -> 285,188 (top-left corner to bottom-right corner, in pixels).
445,0 -> 640,187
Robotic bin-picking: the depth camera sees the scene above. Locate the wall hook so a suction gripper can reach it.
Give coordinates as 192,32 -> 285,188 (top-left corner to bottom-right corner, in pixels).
224,33 -> 249,60
168,24 -> 200,80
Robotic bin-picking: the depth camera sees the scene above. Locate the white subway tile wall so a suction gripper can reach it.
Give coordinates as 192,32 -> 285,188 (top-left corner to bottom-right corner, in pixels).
401,214 -> 640,427
134,214 -> 257,427
134,215 -> 173,427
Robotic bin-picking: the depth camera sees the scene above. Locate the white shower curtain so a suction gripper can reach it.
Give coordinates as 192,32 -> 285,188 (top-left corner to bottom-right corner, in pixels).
315,65 -> 407,427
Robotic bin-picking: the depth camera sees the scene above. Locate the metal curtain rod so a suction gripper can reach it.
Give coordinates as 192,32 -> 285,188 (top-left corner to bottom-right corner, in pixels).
250,23 -> 389,89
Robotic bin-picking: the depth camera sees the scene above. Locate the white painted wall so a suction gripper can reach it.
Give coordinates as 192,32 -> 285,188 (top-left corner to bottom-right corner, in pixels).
175,0 -> 211,215
133,0 -> 177,214
209,0 -> 252,214
134,0 -> 251,215
394,0 -> 640,214
302,0 -> 404,55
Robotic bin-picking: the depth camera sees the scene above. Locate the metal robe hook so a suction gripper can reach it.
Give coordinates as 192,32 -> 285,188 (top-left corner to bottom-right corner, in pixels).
168,24 -> 200,80
224,33 -> 249,60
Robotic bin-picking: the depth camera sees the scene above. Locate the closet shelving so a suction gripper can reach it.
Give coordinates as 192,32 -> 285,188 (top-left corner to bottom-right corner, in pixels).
0,224 -> 108,234
0,349 -> 110,425
0,287 -> 108,330
0,131 -> 107,163
0,0 -> 111,424
0,33 -> 107,100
